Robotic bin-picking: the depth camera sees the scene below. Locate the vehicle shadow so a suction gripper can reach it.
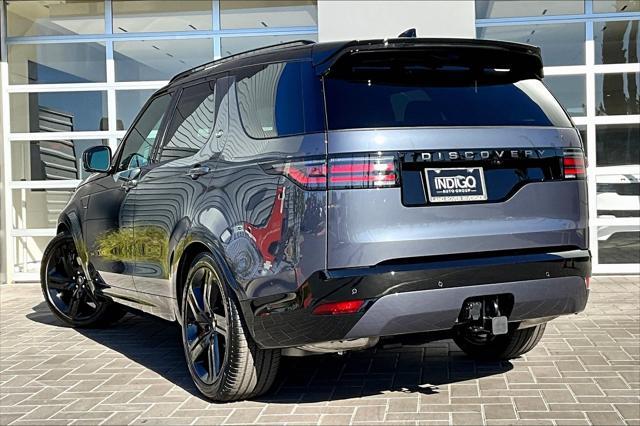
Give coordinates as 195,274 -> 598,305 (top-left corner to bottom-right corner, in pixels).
27,301 -> 513,403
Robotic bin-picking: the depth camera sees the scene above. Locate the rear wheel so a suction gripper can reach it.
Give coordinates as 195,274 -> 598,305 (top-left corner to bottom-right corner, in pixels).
454,323 -> 546,360
40,233 -> 125,327
180,252 -> 280,401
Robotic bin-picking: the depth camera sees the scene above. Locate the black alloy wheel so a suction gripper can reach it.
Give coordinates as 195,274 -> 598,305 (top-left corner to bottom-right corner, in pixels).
41,233 -> 124,327
183,264 -> 229,385
180,252 -> 280,401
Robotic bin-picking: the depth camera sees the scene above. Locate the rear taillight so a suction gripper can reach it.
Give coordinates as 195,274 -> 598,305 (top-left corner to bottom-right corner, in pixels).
328,155 -> 398,189
585,276 -> 590,289
267,153 -> 399,190
563,149 -> 586,180
312,300 -> 365,315
270,160 -> 327,190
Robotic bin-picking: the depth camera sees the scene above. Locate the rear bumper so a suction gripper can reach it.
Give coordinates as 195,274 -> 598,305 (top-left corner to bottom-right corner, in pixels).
345,275 -> 587,339
243,248 -> 590,349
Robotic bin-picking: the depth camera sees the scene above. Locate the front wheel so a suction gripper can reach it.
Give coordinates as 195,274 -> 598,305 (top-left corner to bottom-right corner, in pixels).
454,323 -> 547,360
40,233 -> 125,328
180,252 -> 280,401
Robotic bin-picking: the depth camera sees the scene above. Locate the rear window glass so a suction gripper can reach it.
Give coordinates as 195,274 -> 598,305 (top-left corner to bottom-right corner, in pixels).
324,54 -> 571,130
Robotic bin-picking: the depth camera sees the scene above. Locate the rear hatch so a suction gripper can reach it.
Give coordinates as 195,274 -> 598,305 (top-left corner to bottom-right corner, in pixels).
320,39 -> 588,269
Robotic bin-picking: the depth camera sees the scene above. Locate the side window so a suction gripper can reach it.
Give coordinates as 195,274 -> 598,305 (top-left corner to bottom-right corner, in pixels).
117,94 -> 171,171
235,61 -> 324,139
159,81 -> 217,162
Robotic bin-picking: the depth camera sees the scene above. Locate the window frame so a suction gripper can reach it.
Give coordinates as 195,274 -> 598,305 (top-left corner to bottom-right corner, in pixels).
233,59 -> 324,141
153,77 -> 220,164
112,89 -> 176,174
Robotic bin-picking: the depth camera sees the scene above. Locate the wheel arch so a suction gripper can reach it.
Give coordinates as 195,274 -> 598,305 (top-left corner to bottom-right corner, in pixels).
56,221 -> 71,235
171,229 -> 246,323
56,210 -> 89,264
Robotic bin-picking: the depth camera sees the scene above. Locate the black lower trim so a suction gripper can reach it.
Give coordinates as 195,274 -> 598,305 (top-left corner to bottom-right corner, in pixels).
241,248 -> 591,349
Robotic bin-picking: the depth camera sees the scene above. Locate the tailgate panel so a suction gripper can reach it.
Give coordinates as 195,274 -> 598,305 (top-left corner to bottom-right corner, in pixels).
326,128 -> 587,269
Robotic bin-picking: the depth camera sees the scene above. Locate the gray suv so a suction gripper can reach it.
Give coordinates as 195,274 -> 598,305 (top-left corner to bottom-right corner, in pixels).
41,38 -> 591,401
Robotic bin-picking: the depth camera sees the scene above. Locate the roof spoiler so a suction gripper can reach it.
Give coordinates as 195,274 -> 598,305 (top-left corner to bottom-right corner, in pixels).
312,38 -> 544,79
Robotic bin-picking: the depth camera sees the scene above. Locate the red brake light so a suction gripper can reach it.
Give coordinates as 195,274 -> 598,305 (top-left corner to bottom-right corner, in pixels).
328,155 -> 398,189
312,300 -> 365,315
267,153 -> 399,190
563,149 -> 586,180
585,276 -> 590,289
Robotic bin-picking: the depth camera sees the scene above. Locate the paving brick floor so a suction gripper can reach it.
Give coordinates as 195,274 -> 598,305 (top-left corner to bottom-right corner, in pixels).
1,276 -> 639,425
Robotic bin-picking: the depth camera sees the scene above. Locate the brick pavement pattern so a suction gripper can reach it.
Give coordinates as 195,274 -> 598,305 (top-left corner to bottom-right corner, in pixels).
0,276 -> 638,425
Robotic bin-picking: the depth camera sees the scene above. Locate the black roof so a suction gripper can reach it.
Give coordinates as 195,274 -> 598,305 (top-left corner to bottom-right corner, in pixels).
167,37 -> 543,89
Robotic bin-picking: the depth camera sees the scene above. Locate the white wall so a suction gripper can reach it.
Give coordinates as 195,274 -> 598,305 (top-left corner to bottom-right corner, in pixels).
317,0 -> 476,42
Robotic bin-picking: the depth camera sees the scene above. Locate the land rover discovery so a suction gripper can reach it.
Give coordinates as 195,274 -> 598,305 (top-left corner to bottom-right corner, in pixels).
41,38 -> 591,401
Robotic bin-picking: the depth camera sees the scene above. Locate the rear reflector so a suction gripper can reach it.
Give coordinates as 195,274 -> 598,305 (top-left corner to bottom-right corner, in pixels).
312,300 -> 365,315
585,276 -> 590,289
563,149 -> 586,180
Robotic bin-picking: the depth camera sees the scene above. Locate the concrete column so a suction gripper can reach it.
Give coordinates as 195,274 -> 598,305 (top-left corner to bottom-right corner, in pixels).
0,0 -> 9,285
317,0 -> 476,42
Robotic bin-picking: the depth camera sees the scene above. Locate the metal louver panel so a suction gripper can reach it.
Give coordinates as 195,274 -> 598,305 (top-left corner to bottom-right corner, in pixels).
29,105 -> 79,226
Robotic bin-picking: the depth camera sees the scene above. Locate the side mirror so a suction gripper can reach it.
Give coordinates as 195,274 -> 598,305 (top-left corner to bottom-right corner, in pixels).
83,145 -> 112,173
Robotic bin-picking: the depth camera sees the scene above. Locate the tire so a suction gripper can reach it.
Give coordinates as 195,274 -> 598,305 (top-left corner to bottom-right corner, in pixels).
180,252 -> 280,401
40,233 -> 126,328
454,323 -> 547,360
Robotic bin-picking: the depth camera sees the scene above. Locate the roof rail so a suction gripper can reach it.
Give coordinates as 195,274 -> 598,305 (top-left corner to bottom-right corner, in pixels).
168,39 -> 316,85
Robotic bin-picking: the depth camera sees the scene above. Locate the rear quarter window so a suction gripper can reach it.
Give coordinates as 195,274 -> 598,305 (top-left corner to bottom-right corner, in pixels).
235,61 -> 324,139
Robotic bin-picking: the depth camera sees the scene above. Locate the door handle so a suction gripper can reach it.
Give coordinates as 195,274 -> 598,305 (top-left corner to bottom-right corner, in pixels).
121,179 -> 138,191
215,129 -> 224,138
188,166 -> 211,179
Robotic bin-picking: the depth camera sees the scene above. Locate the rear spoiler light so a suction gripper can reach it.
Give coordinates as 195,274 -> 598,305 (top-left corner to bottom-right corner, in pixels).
266,153 -> 399,190
563,149 -> 586,180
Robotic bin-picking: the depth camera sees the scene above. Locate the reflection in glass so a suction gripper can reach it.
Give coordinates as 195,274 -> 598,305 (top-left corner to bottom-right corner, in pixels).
597,173 -> 639,218
475,0 -> 583,19
577,125 -> 587,154
596,73 -> 640,116
114,39 -> 213,81
220,0 -> 317,29
544,75 -> 586,116
8,43 -> 106,85
593,1 -> 640,13
595,125 -> 639,225
596,124 -> 640,167
14,237 -> 55,274
116,90 -> 157,130
596,124 -> 640,225
12,189 -> 75,230
112,0 -> 212,33
477,23 -> 585,66
221,34 -> 317,57
117,95 -> 172,172
11,140 -> 107,181
10,91 -> 108,133
594,20 -> 640,64
598,228 -> 640,264
7,0 -> 105,37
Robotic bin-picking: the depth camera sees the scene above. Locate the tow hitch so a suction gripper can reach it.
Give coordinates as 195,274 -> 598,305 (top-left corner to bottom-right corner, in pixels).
458,295 -> 512,336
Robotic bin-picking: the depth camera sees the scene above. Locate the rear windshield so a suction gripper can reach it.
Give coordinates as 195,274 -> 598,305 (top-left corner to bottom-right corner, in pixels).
324,52 -> 572,130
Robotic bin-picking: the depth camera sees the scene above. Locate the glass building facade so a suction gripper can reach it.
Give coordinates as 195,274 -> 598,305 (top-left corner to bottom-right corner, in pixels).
0,0 -> 638,283
477,0 -> 640,273
0,0 -> 318,282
